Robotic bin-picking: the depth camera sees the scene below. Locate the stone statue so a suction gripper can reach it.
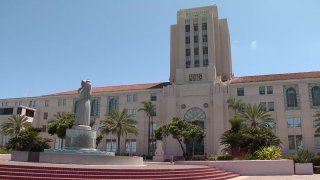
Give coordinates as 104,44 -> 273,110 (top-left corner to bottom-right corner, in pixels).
75,80 -> 92,127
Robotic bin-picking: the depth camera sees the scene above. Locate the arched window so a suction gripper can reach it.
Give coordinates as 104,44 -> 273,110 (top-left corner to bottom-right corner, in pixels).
286,88 -> 298,107
312,86 -> 320,106
91,99 -> 100,117
109,98 -> 117,113
73,101 -> 78,113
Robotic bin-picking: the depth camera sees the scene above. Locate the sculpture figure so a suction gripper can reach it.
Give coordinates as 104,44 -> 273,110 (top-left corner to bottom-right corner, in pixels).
75,80 -> 92,127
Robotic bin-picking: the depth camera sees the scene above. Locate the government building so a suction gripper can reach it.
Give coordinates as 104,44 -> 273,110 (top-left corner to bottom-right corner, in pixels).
1,5 -> 320,157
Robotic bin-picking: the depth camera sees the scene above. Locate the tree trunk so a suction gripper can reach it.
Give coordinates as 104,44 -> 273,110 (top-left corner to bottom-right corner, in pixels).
177,139 -> 186,158
61,138 -> 64,149
147,116 -> 151,156
117,133 -> 121,155
151,116 -> 154,155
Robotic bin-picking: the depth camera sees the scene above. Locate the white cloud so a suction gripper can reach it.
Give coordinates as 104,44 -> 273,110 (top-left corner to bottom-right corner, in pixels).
251,40 -> 257,49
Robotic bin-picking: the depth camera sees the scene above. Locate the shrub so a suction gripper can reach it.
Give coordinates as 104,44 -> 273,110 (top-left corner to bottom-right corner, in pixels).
254,146 -> 282,160
0,148 -> 10,154
191,155 -> 207,161
216,152 -> 232,160
312,155 -> 320,166
295,149 -> 315,163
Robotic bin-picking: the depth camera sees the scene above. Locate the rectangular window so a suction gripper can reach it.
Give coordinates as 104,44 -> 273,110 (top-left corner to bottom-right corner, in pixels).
186,61 -> 191,68
106,139 -> 117,152
58,99 -> 62,106
288,135 -> 303,150
202,34 -> 207,42
33,101 -> 36,107
127,95 -> 133,102
259,86 -> 266,95
62,99 -> 66,106
267,86 -> 273,94
315,135 -> 320,149
203,59 -> 208,67
15,102 -> 19,106
313,117 -> 320,127
151,93 -> 157,101
194,36 -> 198,43
194,48 -> 199,55
237,88 -> 244,96
194,60 -> 200,67
29,101 -> 33,107
44,112 -> 48,120
185,25 -> 190,32
203,47 -> 208,54
0,108 -> 14,115
268,102 -> 274,111
186,49 -> 190,56
17,107 -> 22,115
189,74 -> 202,81
260,102 -> 267,111
42,125 -> 47,132
202,23 -> 207,30
127,109 -> 137,117
45,100 -> 49,107
193,25 -> 198,31
25,109 -> 35,117
287,117 -> 301,128
125,139 -> 137,154
185,36 -> 190,44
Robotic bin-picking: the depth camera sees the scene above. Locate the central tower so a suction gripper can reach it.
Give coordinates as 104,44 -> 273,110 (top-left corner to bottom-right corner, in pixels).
169,5 -> 232,84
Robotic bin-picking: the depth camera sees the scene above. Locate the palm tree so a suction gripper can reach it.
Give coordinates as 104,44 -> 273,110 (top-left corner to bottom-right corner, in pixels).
239,104 -> 271,128
99,109 -> 138,155
0,115 -> 32,138
47,112 -> 75,148
138,101 -> 156,156
227,98 -> 244,115
314,110 -> 320,134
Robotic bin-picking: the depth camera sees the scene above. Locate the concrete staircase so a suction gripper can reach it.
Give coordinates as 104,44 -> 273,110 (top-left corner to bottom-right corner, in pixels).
0,164 -> 239,180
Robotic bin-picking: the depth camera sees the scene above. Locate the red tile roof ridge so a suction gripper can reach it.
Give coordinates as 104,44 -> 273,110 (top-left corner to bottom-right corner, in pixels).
230,71 -> 320,84
46,82 -> 170,96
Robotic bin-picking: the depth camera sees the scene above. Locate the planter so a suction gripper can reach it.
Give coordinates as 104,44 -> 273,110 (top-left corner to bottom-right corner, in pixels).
11,151 -> 40,162
295,163 -> 313,175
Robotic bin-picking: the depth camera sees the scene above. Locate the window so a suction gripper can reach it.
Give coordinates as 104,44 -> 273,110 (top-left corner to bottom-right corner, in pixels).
73,100 -> 78,113
186,48 -> 190,56
150,123 -> 157,134
91,99 -> 100,117
267,86 -> 273,94
62,99 -> 66,106
202,23 -> 207,30
203,59 -> 208,67
313,117 -> 320,127
17,107 -> 22,115
185,36 -> 190,44
58,99 -> 62,106
311,86 -> 320,106
193,24 -> 198,31
106,139 -> 117,152
264,119 -> 276,129
194,36 -> 198,43
259,86 -> 266,95
194,60 -> 200,67
202,35 -> 207,42
127,109 -> 137,117
109,98 -> 118,113
42,125 -> 46,132
43,112 -> 48,120
287,117 -> 301,128
268,102 -> 274,111
15,102 -> 19,106
29,101 -> 33,107
237,88 -> 244,96
185,25 -> 190,32
315,135 -> 320,149
288,135 -> 303,150
260,102 -> 267,111
186,61 -> 191,68
151,93 -> 157,101
125,139 -> 137,154
194,48 -> 199,55
0,108 -> 14,115
127,95 -> 137,103
203,47 -> 208,54
286,87 -> 298,107
45,100 -> 49,107
25,109 -> 35,117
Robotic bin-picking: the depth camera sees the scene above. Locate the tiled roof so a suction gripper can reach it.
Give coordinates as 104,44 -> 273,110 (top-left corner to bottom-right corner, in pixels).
48,82 -> 170,96
230,71 -> 320,84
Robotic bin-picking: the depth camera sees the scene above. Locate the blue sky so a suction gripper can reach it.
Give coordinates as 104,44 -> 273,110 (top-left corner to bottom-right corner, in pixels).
1,0 -> 319,99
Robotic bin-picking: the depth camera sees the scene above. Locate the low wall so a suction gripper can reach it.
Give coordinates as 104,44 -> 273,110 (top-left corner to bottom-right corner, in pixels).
39,152 -> 143,165
175,160 -> 294,175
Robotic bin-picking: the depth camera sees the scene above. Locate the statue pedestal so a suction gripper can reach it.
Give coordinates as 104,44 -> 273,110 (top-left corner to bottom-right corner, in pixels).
153,140 -> 165,162
65,125 -> 96,150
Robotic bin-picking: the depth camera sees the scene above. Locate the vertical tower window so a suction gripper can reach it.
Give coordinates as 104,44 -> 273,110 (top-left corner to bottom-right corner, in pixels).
194,48 -> 199,55
109,98 -> 118,113
311,86 -> 320,106
185,36 -> 190,44
91,98 -> 100,117
194,36 -> 198,43
202,23 -> 207,30
185,25 -> 190,32
186,49 -> 190,56
203,47 -> 208,55
202,34 -> 207,42
286,88 -> 298,107
193,24 -> 198,31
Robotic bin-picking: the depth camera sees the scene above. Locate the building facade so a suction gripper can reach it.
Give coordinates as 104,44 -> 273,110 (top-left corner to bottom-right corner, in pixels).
1,5 -> 320,157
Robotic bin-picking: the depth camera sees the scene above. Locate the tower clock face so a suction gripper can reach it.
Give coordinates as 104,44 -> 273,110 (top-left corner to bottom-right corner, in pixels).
184,107 -> 206,122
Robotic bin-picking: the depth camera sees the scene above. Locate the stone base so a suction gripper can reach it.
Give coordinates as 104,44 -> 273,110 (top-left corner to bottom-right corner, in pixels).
153,155 -> 165,162
65,127 -> 96,149
39,152 -> 143,165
